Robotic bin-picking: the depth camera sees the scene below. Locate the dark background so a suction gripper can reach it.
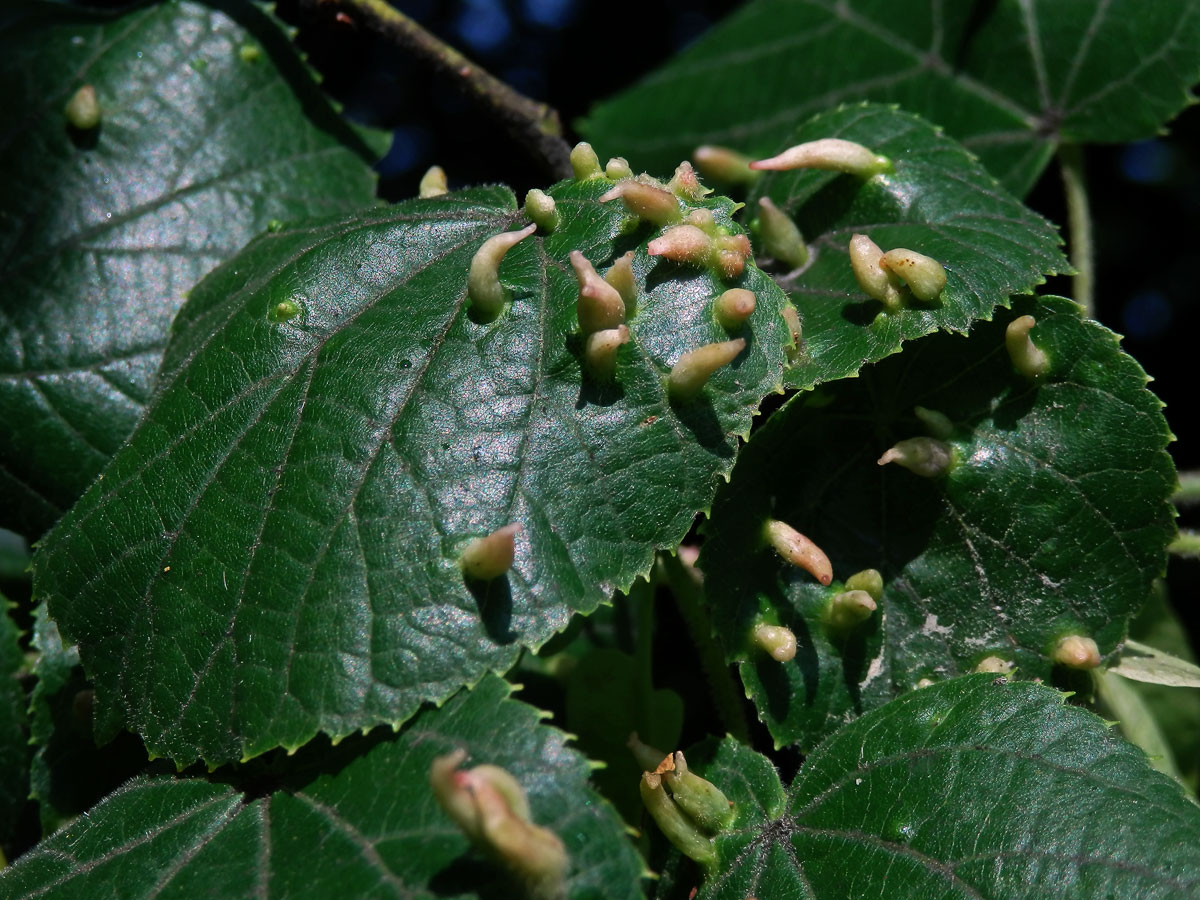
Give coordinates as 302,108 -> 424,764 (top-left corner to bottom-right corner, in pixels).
277,0 -> 1200,637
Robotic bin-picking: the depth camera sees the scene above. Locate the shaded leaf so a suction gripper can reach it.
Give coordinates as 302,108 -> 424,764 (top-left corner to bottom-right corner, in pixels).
749,104 -> 1065,390
686,676 -> 1200,899
583,0 -> 1200,194
26,603 -> 148,837
700,297 -> 1176,749
35,179 -> 791,766
0,674 -> 645,899
0,596 -> 28,846
1111,639 -> 1200,688
0,0 -> 383,539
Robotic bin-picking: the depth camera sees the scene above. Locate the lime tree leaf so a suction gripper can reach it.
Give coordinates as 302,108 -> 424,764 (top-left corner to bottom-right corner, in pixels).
565,647 -> 684,823
0,675 -> 645,899
26,603 -> 148,837
1111,639 -> 1200,688
0,0 -> 383,540
749,104 -> 1065,390
675,675 -> 1200,899
0,596 -> 28,845
34,179 -> 792,766
700,297 -> 1176,749
582,0 -> 1200,195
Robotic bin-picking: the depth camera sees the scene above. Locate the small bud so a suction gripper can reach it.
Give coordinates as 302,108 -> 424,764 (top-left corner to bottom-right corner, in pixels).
524,189 -> 560,232
975,656 -> 1014,674
570,141 -> 603,180
661,751 -> 734,833
468,225 -> 537,321
432,751 -> 569,900
269,298 -> 302,323
627,732 -> 669,773
877,437 -> 954,478
826,589 -> 877,629
603,251 -> 637,312
781,304 -> 802,360
913,406 -> 954,440
1005,315 -> 1050,378
763,519 -> 832,585
605,156 -> 634,179
848,233 -> 903,311
750,138 -> 891,178
668,339 -> 745,401
1053,634 -> 1101,669
752,624 -> 797,661
844,568 -> 883,602
880,248 -> 946,302
639,773 -> 716,867
756,198 -> 809,269
570,251 -> 626,334
238,43 -> 261,63
584,324 -> 630,380
692,145 -> 760,186
711,233 -> 751,280
419,165 -> 448,198
714,288 -> 756,329
667,161 -> 712,201
599,181 -> 681,226
460,523 -> 521,580
647,224 -> 712,265
64,84 -> 101,130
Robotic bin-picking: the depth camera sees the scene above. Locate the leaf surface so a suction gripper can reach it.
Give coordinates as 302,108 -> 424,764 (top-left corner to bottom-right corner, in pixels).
682,676 -> 1200,899
700,297 -> 1176,749
749,104 -> 1065,389
0,675 -> 645,899
35,180 -> 791,765
583,0 -> 1200,194
0,0 -> 382,539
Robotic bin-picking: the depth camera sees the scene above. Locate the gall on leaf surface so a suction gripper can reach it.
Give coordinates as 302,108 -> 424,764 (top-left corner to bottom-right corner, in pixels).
34,180 -> 791,766
0,675 -> 645,900
750,104 -> 1066,391
663,676 -> 1200,900
583,0 -> 1200,195
0,0 -> 384,539
700,297 -> 1175,750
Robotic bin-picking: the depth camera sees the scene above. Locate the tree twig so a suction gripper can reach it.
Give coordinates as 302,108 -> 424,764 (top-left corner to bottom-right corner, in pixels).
1058,143 -> 1094,318
303,0 -> 573,179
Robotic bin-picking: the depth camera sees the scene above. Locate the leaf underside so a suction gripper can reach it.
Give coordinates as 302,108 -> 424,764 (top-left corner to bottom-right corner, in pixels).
681,676 -> 1200,900
583,0 -> 1200,195
35,179 -> 791,766
0,675 -> 645,900
701,296 -> 1176,750
0,0 -> 382,539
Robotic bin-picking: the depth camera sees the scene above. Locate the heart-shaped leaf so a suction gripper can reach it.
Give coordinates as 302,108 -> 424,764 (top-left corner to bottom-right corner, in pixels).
665,676 -> 1200,899
34,179 -> 792,766
0,675 -> 646,899
583,0 -> 1200,194
0,0 -> 383,539
700,296 -> 1175,749
750,104 -> 1066,390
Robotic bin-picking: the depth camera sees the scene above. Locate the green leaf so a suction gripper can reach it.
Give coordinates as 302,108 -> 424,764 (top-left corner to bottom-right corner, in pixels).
26,603 -> 148,836
0,675 -> 645,899
0,0 -> 383,540
1111,639 -> 1200,688
565,647 -> 684,823
749,104 -> 1065,390
34,179 -> 792,766
700,297 -> 1176,749
0,596 -> 29,845
1093,667 -> 1181,780
582,0 -> 1200,194
680,676 -> 1200,899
